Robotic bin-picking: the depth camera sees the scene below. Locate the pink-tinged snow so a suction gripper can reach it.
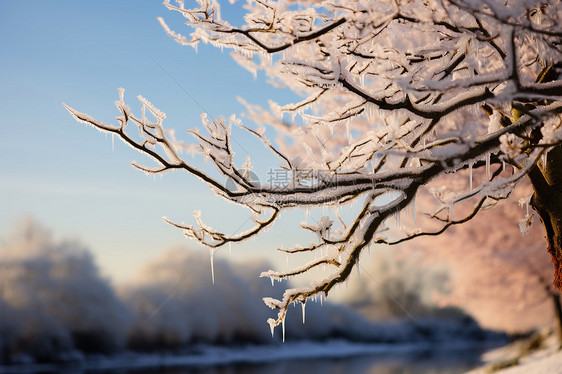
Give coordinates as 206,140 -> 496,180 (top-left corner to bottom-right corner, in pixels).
498,352 -> 562,374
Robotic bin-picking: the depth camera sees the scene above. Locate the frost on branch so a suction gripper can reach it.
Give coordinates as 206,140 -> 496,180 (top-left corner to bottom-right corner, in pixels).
67,0 -> 562,336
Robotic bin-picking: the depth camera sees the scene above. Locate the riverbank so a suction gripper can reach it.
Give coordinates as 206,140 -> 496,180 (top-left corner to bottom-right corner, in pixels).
466,328 -> 562,374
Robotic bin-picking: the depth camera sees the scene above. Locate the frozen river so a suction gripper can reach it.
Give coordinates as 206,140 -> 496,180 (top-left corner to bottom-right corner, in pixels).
0,340 -> 503,374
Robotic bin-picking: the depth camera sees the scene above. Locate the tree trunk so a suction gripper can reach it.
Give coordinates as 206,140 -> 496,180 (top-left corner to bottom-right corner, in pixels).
527,65 -> 562,293
524,64 -> 562,347
529,147 -> 562,347
528,145 -> 562,293
551,291 -> 562,347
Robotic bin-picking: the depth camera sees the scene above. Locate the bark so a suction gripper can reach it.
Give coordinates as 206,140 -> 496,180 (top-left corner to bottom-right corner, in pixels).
528,145 -> 562,293
527,65 -> 562,294
552,291 -> 562,347
529,149 -> 562,347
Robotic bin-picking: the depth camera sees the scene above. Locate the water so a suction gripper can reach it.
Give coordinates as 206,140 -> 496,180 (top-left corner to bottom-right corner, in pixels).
1,341 -> 500,374
127,351 -> 485,374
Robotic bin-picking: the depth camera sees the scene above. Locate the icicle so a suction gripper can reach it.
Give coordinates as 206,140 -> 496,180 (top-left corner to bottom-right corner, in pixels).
210,248 -> 215,284
485,153 -> 491,180
301,302 -> 306,324
304,207 -> 310,219
346,119 -> 351,144
228,242 -> 232,256
282,316 -> 286,343
412,195 -> 417,225
320,294 -> 324,306
111,134 -> 115,151
502,161 -> 505,172
468,162 -> 473,191
270,276 -> 274,287
395,209 -> 401,229
449,202 -> 455,221
356,260 -> 360,279
542,150 -> 548,167
269,320 -> 275,338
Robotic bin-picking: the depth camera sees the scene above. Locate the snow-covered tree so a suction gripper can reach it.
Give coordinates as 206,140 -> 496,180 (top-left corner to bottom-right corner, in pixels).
65,0 -> 562,333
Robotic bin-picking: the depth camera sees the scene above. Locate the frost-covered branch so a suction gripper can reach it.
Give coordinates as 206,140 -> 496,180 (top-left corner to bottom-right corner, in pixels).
67,0 -> 562,337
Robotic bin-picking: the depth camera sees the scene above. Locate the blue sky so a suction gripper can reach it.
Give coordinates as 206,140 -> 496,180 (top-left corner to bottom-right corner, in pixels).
0,1 -> 314,281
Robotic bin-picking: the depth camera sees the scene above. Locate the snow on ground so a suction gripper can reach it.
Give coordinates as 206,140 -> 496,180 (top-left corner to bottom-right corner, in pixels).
465,329 -> 562,374
497,350 -> 562,374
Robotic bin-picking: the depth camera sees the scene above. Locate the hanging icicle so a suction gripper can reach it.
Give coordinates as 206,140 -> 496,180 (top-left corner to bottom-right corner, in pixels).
485,153 -> 491,180
269,319 -> 275,338
210,248 -> 215,285
468,162 -> 473,191
412,195 -> 417,225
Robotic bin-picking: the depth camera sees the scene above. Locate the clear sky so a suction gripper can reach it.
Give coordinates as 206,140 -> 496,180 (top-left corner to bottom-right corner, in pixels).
0,1 -> 315,282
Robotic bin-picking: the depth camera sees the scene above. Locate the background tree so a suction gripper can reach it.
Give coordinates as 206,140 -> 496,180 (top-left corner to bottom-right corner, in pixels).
65,0 -> 562,333
428,194 -> 562,340
397,179 -> 561,337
